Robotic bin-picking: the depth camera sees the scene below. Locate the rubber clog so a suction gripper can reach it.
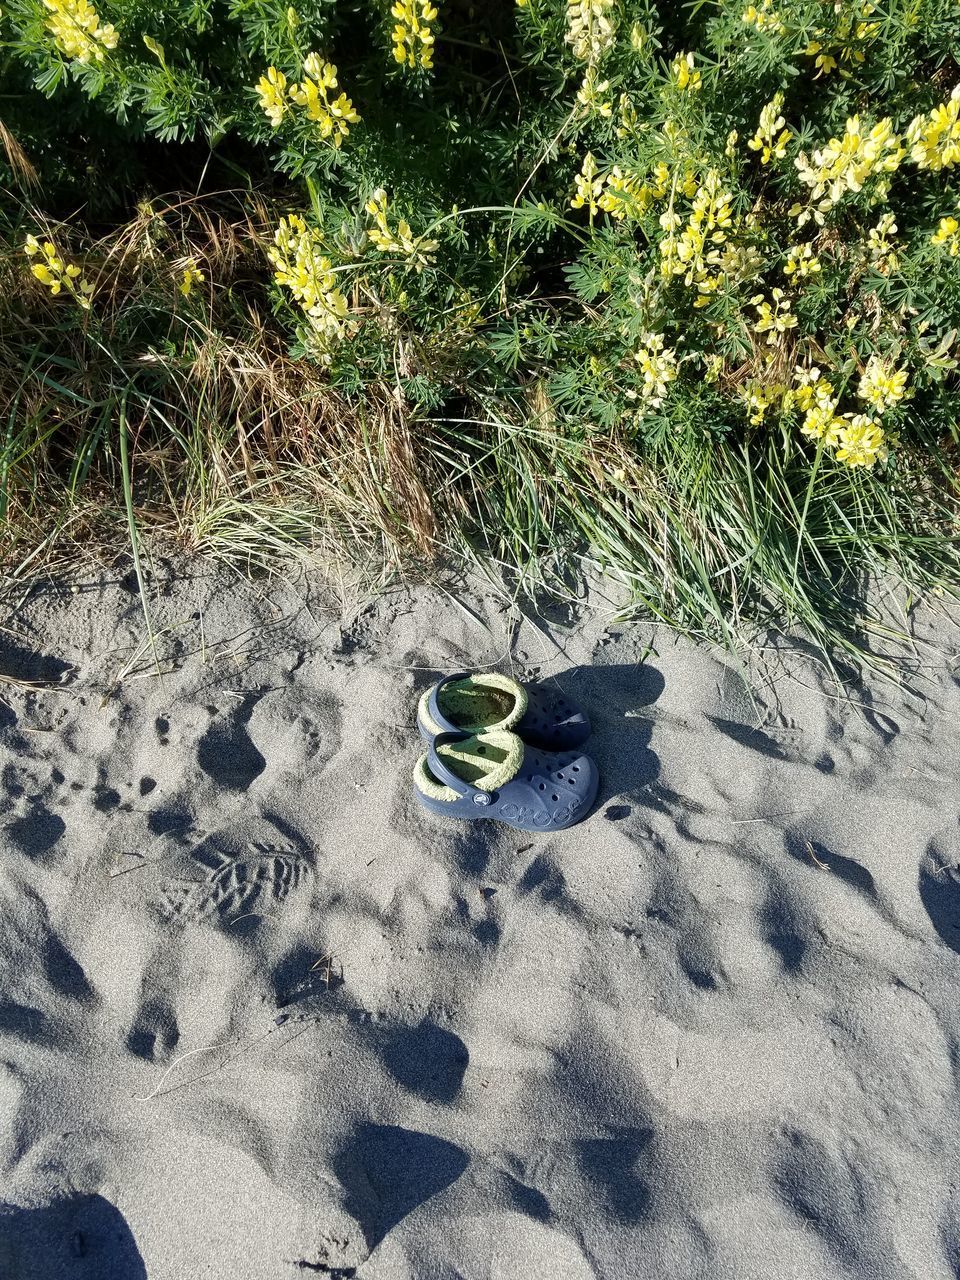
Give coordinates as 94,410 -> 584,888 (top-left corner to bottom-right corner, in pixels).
417,671 -> 590,752
413,728 -> 599,832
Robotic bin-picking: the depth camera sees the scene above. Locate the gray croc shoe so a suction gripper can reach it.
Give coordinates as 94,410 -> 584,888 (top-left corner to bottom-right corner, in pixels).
413,729 -> 599,832
417,672 -> 591,752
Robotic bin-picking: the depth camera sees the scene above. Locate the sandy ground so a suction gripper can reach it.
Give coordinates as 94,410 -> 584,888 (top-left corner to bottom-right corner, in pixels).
1,557 -> 959,1279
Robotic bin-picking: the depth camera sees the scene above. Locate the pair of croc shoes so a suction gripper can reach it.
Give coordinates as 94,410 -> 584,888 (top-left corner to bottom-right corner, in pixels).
413,672 -> 599,832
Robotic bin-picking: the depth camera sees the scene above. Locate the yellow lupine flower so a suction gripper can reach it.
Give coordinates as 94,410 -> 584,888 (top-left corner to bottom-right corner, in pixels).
743,1 -> 784,33
43,0 -> 117,63
790,366 -> 832,409
576,66 -> 612,117
800,403 -> 845,445
570,152 -> 604,219
670,52 -> 702,93
179,259 -> 205,297
24,233 -> 94,309
834,414 -> 887,468
804,41 -> 837,76
784,242 -> 821,279
267,214 -> 351,351
751,288 -> 797,344
597,166 -> 654,220
289,58 -> 360,147
802,4 -> 879,78
857,355 -> 908,413
259,57 -> 360,147
867,212 -> 899,274
932,215 -> 960,257
256,67 -> 288,128
660,170 -> 734,294
790,369 -> 844,445
905,86 -> 960,172
566,0 -> 615,63
743,381 -> 787,425
748,93 -> 791,165
634,333 -> 678,406
364,188 -> 438,270
794,115 -> 903,223
391,0 -> 438,71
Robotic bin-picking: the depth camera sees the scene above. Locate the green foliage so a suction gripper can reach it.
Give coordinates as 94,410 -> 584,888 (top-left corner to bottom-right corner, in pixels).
1,0 -> 960,651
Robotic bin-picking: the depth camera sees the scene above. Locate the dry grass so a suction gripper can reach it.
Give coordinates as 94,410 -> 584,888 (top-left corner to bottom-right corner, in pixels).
0,194 -> 449,573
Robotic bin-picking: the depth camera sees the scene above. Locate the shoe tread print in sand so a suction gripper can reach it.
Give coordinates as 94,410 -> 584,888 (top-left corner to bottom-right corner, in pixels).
160,827 -> 314,928
149,684 -> 341,926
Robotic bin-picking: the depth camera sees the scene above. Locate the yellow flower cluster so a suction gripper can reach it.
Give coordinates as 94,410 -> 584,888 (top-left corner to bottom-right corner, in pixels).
659,170 -> 734,302
576,66 -> 612,117
834,414 -> 886,468
784,242 -> 820,279
743,381 -> 787,426
24,233 -> 94,309
634,333 -> 677,406
179,259 -> 205,298
794,116 -> 902,222
364,189 -> 438,271
789,367 -> 889,468
571,152 -> 603,218
574,157 -> 693,223
791,368 -> 842,444
256,57 -> 359,148
267,214 -> 350,350
596,166 -> 646,219
43,0 -> 118,63
906,86 -> 960,172
670,52 -> 701,93
932,215 -> 960,257
742,1 -> 783,34
858,355 -> 908,412
256,67 -> 288,127
566,0 -> 615,63
391,0 -> 438,71
748,94 -> 790,165
804,3 -> 879,77
867,212 -> 899,274
751,288 -> 797,345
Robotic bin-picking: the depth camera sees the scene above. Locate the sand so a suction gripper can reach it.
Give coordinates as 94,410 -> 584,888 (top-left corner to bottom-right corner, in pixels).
1,556 -> 959,1279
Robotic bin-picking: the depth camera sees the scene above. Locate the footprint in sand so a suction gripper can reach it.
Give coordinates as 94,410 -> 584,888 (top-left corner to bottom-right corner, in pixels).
919,831 -> 960,956
159,814 -> 314,927
196,687 -> 342,794
197,693 -> 267,791
7,804 -> 67,862
161,839 -> 312,927
332,1123 -> 470,1257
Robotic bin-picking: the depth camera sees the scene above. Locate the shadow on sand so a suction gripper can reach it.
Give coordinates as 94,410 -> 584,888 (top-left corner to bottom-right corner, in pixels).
550,661 -> 664,821
0,1194 -> 146,1280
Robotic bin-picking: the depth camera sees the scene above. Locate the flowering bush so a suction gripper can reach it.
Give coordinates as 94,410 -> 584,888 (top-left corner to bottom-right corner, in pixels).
2,0 -> 960,645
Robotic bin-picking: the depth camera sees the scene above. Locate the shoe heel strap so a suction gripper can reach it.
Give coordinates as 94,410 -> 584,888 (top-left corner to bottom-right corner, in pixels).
426,671 -> 472,735
427,731 -> 493,806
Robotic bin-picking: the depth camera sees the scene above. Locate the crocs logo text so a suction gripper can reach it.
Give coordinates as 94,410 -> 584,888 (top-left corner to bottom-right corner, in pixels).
500,798 -> 582,826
